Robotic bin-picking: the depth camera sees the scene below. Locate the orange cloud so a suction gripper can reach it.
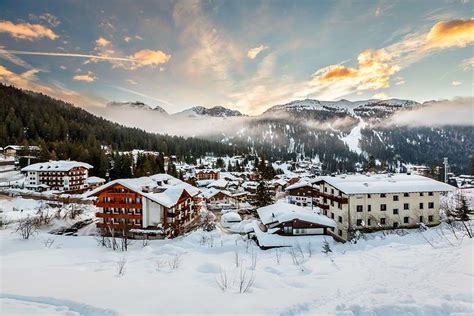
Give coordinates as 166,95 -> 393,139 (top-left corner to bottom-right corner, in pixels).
73,72 -> 96,82
247,45 -> 268,59
95,37 -> 111,47
319,65 -> 358,81
0,20 -> 58,40
127,49 -> 171,69
426,19 -> 474,49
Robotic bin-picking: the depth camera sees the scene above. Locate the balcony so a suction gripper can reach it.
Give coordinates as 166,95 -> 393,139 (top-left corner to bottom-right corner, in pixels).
97,202 -> 142,209
315,202 -> 329,210
95,212 -> 142,220
315,191 -> 348,203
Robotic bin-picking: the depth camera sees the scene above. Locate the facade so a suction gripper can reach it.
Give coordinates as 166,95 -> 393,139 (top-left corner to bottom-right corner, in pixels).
4,145 -> 40,157
286,181 -> 318,207
315,174 -> 453,240
195,169 -> 220,180
88,174 -> 200,238
21,160 -> 93,192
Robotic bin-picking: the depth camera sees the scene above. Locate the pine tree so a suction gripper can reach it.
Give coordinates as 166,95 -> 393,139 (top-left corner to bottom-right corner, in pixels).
255,181 -> 274,207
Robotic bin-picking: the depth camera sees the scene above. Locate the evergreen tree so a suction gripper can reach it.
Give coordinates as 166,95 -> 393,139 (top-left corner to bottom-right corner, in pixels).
255,181 -> 274,207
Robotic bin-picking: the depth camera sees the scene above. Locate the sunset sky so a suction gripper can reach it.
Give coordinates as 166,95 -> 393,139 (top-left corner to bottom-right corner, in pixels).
0,0 -> 472,115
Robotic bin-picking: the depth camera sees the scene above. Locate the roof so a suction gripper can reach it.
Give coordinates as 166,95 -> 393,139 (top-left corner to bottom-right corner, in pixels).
285,180 -> 313,191
22,160 -> 93,172
207,178 -> 228,188
257,202 -> 336,228
320,174 -> 454,195
86,173 -> 199,208
85,176 -> 106,184
221,212 -> 241,222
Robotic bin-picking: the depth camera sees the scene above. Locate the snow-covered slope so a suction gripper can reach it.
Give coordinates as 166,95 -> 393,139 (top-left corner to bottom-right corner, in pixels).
174,106 -> 244,118
107,101 -> 168,114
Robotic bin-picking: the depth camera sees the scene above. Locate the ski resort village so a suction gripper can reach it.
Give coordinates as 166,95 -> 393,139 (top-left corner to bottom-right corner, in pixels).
0,144 -> 473,314
0,0 -> 473,314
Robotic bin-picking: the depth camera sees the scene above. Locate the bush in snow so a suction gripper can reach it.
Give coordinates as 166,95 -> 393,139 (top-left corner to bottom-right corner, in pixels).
216,268 -> 229,292
321,240 -> 332,254
16,216 -> 38,239
116,256 -> 127,277
237,267 -> 255,294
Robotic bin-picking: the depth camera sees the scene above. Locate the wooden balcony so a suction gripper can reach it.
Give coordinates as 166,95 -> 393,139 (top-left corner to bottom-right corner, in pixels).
96,202 -> 142,209
315,191 -> 348,203
96,223 -> 142,229
315,202 -> 330,210
96,212 -> 142,220
100,192 -> 138,199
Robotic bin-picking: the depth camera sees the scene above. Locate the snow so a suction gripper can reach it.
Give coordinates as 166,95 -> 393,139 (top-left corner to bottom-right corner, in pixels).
1,196 -> 473,315
22,161 -> 93,172
341,117 -> 367,155
257,202 -> 336,228
321,174 -> 454,195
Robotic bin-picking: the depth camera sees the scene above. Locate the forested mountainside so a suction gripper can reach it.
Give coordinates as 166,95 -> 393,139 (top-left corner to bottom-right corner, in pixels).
0,84 -> 248,176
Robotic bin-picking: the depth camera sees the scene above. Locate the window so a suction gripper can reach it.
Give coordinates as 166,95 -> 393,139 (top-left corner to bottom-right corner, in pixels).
404,203 -> 409,210
338,216 -> 342,223
428,192 -> 433,196
380,218 -> 386,225
404,193 -> 409,197
428,202 -> 434,209
419,192 -> 424,196
381,204 -> 387,211
393,222 -> 399,228
324,187 -> 327,192
330,200 -> 334,207
323,210 -> 327,216
404,217 -> 409,224
338,202 -> 342,210
428,215 -> 434,222
356,219 -> 363,226
356,205 -> 363,212
367,194 -> 371,199
283,226 -> 293,234
331,189 -> 334,195
393,208 -> 399,215
419,203 -> 424,209
419,216 -> 424,223
368,205 -> 372,212
367,219 -> 371,226
381,194 -> 386,198
393,195 -> 399,201
331,213 -> 334,219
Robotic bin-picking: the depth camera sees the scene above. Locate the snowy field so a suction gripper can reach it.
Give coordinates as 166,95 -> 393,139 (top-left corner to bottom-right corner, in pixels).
1,197 -> 473,315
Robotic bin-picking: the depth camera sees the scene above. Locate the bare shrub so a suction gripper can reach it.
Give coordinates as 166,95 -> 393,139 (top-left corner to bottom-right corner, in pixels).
16,217 -> 38,239
43,238 -> 55,248
237,267 -> 255,294
275,248 -> 281,265
289,248 -> 301,266
216,268 -> 228,292
168,254 -> 182,270
116,256 -> 127,276
250,248 -> 258,270
307,241 -> 313,257
234,250 -> 241,268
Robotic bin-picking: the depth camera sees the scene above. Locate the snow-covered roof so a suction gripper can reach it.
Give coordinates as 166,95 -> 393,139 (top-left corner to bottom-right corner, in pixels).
320,174 -> 454,195
85,176 -> 105,184
285,180 -> 313,191
207,178 -> 228,188
86,173 -> 199,208
221,212 -> 241,223
22,160 -> 93,172
202,188 -> 232,199
257,202 -> 336,228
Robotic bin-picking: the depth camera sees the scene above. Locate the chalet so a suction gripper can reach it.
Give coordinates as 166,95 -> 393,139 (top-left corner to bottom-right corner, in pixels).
4,145 -> 40,157
221,212 -> 242,228
285,180 -> 319,207
315,174 -> 454,240
88,174 -> 200,238
195,169 -> 220,181
21,160 -> 93,192
85,176 -> 106,190
257,202 -> 336,236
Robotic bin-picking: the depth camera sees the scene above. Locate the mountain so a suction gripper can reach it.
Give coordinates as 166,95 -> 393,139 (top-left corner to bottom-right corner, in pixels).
174,105 -> 244,118
107,101 -> 168,114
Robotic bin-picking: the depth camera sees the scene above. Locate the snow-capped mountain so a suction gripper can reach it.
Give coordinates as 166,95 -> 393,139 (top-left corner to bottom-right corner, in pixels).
107,101 -> 168,114
174,106 -> 244,118
264,98 -> 419,118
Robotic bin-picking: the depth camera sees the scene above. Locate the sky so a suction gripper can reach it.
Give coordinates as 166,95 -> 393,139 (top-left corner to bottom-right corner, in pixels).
0,0 -> 472,115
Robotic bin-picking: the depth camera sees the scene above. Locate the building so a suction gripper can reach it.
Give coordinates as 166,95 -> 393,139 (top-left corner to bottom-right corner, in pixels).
21,160 -> 93,192
195,169 -> 220,181
4,145 -> 40,157
88,174 -> 200,238
285,181 -> 319,207
315,174 -> 454,240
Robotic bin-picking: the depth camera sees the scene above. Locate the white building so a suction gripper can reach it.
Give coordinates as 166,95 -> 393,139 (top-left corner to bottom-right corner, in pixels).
22,160 -> 93,192
315,174 -> 454,240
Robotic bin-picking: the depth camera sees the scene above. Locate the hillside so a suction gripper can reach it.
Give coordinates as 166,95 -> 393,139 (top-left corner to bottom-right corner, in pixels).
0,84 -> 248,175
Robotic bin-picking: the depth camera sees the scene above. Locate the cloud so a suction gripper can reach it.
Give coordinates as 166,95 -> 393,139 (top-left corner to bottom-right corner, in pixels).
29,13 -> 61,27
375,7 -> 382,17
127,79 -> 138,85
462,57 -> 474,71
372,92 -> 390,100
124,36 -> 132,43
395,77 -> 405,85
95,37 -> 111,47
0,20 -> 58,40
73,72 -> 96,82
425,19 -> 474,49
451,80 -> 462,86
247,45 -> 268,59
127,49 -> 171,69
387,98 -> 474,127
